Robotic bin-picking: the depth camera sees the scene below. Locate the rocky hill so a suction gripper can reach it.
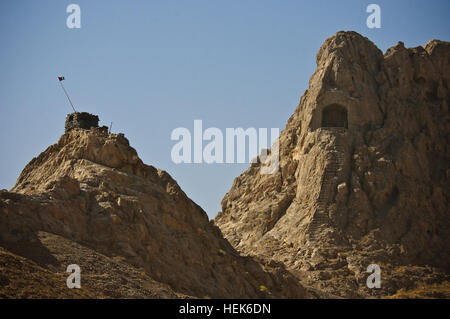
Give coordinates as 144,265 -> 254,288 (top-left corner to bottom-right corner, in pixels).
0,124 -> 311,298
214,31 -> 450,298
1,31 -> 449,299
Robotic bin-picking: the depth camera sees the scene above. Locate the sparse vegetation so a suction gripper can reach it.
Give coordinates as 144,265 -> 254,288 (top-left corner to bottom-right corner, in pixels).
387,281 -> 450,299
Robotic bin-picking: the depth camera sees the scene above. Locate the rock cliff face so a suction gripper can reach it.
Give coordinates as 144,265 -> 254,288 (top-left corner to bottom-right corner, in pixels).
0,127 -> 310,298
215,31 -> 450,297
1,31 -> 449,299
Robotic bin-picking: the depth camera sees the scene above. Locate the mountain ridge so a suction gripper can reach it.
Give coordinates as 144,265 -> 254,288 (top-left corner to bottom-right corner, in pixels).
1,127 -> 311,298
214,31 -> 450,298
1,30 -> 449,299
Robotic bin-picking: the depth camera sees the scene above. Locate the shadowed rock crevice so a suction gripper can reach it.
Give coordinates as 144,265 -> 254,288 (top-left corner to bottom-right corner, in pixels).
321,104 -> 348,129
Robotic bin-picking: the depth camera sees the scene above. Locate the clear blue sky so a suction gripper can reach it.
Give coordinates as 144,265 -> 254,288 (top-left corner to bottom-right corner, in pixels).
1,0 -> 449,218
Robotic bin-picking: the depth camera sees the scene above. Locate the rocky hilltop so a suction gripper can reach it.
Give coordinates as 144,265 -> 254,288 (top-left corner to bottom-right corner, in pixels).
215,31 -> 450,298
0,120 -> 310,298
1,31 -> 449,299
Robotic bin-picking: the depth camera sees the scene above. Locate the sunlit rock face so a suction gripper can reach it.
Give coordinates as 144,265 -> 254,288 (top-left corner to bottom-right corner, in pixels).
1,124 -> 310,298
215,31 -> 450,298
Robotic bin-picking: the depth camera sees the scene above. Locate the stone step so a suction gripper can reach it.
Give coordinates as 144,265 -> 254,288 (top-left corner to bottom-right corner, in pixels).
310,220 -> 328,224
310,223 -> 326,227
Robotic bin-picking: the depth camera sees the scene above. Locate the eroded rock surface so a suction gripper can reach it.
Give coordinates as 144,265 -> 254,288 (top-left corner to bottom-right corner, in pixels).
1,128 -> 310,298
215,31 -> 450,298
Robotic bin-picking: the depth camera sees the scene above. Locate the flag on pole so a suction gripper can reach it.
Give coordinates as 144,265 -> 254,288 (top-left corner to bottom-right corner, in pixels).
57,76 -> 76,112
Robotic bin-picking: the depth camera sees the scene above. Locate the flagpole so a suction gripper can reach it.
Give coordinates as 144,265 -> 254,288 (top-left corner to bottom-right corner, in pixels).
58,78 -> 77,113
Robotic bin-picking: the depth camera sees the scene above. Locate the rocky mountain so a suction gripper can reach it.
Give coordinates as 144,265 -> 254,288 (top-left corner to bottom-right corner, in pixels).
0,120 -> 310,298
1,31 -> 449,299
214,31 -> 450,298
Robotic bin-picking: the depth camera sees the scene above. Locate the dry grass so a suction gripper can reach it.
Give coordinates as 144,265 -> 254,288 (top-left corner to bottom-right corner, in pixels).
387,281 -> 450,299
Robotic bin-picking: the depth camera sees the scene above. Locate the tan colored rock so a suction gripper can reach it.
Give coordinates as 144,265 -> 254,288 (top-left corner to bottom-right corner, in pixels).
0,231 -> 190,298
215,31 -> 450,298
0,127 -> 311,298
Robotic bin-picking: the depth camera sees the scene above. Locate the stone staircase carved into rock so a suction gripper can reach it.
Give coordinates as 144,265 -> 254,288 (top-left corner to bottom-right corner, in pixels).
307,128 -> 346,241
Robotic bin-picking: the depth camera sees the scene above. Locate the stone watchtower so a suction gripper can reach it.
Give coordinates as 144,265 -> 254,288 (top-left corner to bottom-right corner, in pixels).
65,112 -> 99,133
